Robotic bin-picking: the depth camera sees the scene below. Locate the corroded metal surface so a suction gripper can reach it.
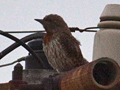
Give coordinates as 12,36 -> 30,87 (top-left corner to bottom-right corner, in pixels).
12,63 -> 23,80
19,84 -> 44,90
1,58 -> 120,90
60,57 -> 120,90
9,80 -> 27,90
23,69 -> 57,84
0,83 -> 11,90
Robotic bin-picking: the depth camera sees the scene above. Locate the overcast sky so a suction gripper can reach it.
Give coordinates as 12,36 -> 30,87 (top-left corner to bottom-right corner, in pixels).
0,0 -> 119,83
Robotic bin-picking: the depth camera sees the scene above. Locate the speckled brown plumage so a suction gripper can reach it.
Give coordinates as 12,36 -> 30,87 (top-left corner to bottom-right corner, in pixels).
35,14 -> 88,73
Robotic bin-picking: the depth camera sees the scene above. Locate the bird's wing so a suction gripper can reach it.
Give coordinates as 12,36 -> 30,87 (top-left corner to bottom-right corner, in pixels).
56,33 -> 83,61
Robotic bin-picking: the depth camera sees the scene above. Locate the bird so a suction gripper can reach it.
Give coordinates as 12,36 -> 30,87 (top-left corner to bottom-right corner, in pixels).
35,14 -> 88,73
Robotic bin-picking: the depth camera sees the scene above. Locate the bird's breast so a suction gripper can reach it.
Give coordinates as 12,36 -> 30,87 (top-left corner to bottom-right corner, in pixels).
43,37 -> 75,72
43,33 -> 53,45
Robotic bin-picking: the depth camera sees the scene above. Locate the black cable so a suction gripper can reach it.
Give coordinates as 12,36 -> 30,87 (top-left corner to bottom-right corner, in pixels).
0,30 -> 46,68
0,32 -> 45,59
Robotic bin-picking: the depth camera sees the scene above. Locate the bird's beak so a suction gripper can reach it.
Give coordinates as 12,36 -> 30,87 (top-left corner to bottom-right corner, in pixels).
34,19 -> 45,25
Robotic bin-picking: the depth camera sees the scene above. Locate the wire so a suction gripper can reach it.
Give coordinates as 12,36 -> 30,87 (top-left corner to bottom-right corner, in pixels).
84,27 -> 99,32
0,32 -> 45,59
0,56 -> 26,68
0,27 -> 98,34
4,26 -> 119,33
69,27 -> 98,32
0,30 -> 46,68
3,30 -> 45,33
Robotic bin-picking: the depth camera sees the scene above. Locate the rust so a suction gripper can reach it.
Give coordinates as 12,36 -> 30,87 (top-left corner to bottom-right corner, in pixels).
42,76 -> 54,90
12,63 -> 23,80
59,57 -> 120,90
110,80 -> 120,90
8,63 -> 27,90
9,80 -> 27,90
19,84 -> 44,90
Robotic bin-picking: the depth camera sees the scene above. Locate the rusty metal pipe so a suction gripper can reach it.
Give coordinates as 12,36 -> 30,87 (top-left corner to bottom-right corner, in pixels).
60,57 -> 120,90
19,84 -> 44,90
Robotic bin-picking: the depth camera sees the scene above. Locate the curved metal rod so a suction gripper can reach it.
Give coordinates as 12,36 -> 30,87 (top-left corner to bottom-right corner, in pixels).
0,30 -> 46,68
0,32 -> 45,59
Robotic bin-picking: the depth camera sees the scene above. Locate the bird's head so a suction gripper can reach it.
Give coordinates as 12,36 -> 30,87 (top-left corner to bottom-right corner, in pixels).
35,14 -> 70,33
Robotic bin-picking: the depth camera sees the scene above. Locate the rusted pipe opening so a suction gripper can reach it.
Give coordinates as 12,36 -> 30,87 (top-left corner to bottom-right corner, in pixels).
93,60 -> 117,86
